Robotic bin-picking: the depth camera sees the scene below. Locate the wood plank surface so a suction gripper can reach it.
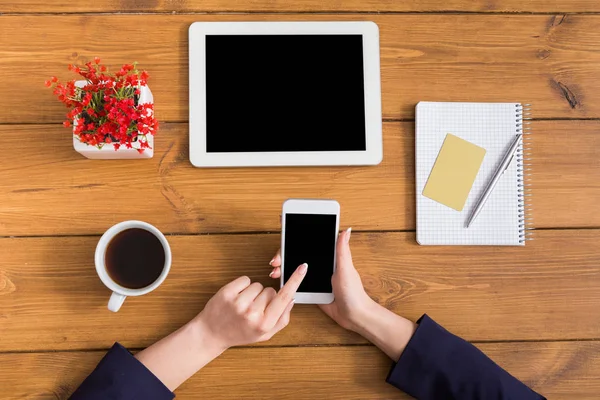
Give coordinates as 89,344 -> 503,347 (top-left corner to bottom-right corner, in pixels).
1,3 -> 598,398
1,0 -> 600,13
0,121 -> 598,236
1,15 -> 600,123
1,342 -> 599,399
1,230 -> 599,352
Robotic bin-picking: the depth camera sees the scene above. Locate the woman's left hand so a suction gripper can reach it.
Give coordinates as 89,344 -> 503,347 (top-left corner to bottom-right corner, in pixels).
267,229 -> 376,332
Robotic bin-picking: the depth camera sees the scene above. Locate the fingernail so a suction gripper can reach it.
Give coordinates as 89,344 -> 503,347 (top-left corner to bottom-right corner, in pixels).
345,227 -> 352,243
268,270 -> 274,277
298,263 -> 308,275
269,258 -> 275,266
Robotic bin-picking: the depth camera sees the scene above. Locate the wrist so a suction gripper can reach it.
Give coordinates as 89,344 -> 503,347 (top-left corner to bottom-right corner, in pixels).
350,302 -> 417,361
189,314 -> 228,359
348,299 -> 385,335
133,315 -> 229,391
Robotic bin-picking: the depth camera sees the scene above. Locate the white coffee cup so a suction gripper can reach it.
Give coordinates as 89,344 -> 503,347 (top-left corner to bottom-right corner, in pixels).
95,220 -> 172,312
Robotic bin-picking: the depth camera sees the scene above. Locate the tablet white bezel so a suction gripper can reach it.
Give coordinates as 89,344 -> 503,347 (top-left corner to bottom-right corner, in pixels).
281,199 -> 340,304
189,21 -> 382,167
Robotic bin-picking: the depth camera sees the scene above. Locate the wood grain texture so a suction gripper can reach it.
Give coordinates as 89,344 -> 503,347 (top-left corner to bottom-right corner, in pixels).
0,5 -> 597,398
1,14 -> 599,123
0,230 -> 599,352
1,0 -> 599,13
1,342 -> 599,399
0,121 -> 598,236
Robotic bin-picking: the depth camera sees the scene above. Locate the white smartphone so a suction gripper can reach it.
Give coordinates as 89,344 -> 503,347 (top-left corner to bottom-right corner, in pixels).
281,199 -> 340,304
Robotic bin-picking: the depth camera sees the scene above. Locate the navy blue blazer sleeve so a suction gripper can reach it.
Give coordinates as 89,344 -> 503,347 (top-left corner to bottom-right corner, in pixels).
70,343 -> 174,400
386,315 -> 545,400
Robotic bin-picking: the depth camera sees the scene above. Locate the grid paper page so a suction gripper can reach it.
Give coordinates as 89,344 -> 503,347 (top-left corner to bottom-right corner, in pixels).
415,102 -> 523,245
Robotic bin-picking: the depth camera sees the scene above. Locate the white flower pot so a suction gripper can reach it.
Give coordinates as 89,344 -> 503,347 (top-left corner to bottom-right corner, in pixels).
73,81 -> 154,159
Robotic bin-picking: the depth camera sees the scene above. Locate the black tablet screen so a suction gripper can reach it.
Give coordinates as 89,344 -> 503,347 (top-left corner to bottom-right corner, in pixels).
205,35 -> 366,153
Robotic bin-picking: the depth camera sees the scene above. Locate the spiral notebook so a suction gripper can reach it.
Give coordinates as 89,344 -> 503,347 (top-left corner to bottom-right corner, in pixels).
415,102 -> 532,246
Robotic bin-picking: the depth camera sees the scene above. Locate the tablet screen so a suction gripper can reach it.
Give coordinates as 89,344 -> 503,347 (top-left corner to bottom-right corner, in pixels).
205,35 -> 366,153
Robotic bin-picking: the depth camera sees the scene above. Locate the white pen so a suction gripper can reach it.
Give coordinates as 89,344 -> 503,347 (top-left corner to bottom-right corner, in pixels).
466,134 -> 523,228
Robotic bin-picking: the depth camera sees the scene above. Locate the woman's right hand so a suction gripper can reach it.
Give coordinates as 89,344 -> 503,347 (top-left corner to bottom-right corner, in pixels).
195,263 -> 308,351
269,228 -> 416,361
269,228 -> 377,332
133,264 -> 307,391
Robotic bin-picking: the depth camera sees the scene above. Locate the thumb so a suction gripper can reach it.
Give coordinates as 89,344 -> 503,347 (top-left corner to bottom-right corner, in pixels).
336,228 -> 353,268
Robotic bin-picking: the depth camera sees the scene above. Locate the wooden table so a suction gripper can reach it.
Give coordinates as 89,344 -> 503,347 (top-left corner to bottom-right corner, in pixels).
1,1 -> 600,398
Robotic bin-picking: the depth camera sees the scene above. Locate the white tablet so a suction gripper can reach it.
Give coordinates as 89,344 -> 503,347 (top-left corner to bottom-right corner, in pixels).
189,21 -> 382,167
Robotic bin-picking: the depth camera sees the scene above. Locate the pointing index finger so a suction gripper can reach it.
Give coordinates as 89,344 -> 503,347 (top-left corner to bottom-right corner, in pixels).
264,263 -> 307,325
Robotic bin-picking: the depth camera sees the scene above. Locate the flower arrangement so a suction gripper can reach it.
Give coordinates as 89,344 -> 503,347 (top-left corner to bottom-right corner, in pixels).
46,58 -> 158,153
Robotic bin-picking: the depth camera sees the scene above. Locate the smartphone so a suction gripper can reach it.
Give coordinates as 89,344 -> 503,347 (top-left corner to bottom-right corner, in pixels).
281,199 -> 340,304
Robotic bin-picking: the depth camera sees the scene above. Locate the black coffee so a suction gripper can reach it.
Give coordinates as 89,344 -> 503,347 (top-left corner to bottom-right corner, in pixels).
105,228 -> 166,289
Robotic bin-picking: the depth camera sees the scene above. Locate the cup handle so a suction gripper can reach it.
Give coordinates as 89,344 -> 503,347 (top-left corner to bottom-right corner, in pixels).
108,292 -> 127,312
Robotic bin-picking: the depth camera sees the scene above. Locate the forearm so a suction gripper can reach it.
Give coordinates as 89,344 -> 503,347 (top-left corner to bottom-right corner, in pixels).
386,315 -> 545,399
351,301 -> 416,361
135,317 -> 225,391
351,306 -> 544,399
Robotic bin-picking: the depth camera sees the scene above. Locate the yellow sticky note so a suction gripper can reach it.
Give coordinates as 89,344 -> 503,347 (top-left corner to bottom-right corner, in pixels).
423,134 -> 486,211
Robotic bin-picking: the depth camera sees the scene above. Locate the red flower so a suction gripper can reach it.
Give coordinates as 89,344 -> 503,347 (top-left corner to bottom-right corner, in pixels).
82,93 -> 92,107
47,58 -> 157,152
139,71 -> 149,85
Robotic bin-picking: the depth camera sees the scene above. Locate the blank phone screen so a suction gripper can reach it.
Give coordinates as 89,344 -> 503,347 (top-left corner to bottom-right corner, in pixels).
283,213 -> 337,293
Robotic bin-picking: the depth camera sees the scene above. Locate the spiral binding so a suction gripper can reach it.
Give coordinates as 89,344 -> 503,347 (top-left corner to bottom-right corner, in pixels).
515,104 -> 534,243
